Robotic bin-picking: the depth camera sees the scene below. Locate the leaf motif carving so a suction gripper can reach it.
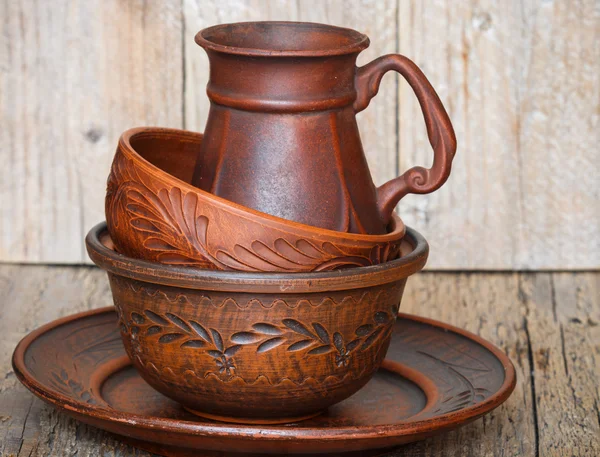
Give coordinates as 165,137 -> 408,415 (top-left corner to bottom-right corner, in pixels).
312,323 -> 330,344
249,241 -> 306,270
374,311 -> 390,324
126,302 -> 396,379
287,339 -> 313,352
273,238 -> 321,262
166,313 -> 192,332
217,235 -> 376,273
252,323 -> 283,335
48,370 -> 96,404
333,332 -> 344,352
295,239 -> 324,258
369,245 -> 382,264
312,257 -> 372,271
146,326 -> 162,336
158,333 -> 185,344
355,324 -> 374,337
130,312 -> 146,324
224,345 -> 242,357
180,340 -> 206,349
108,151 -> 397,272
129,216 -> 166,235
117,180 -> 219,268
232,244 -> 284,271
189,321 -> 211,342
195,215 -> 209,245
210,329 -> 224,352
321,242 -> 345,256
359,327 -> 383,351
283,319 -> 316,339
144,310 -> 169,326
230,332 -> 264,345
257,337 -> 286,353
143,237 -> 176,251
346,339 -> 361,352
308,345 -> 333,355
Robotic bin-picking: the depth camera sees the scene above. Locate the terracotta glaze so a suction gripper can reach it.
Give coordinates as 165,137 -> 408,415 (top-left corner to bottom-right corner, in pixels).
106,128 -> 406,271
13,307 -> 516,456
191,22 -> 457,234
86,222 -> 428,423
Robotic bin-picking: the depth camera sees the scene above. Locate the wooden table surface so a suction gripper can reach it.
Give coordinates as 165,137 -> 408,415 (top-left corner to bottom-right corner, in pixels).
0,265 -> 598,456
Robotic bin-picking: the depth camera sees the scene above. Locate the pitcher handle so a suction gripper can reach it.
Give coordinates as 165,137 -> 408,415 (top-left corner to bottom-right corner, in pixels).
354,54 -> 457,226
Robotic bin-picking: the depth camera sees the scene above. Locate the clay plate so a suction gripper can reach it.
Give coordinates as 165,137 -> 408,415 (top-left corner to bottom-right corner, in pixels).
12,308 -> 515,456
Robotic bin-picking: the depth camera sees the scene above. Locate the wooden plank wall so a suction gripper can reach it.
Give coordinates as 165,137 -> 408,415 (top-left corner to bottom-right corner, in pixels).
0,0 -> 183,263
1,0 -> 598,269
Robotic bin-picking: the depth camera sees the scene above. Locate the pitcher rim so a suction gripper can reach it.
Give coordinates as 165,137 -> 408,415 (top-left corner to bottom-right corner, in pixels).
196,21 -> 370,57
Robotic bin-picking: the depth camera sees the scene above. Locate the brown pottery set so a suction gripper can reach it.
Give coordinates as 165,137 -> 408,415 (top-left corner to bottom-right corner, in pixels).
13,20 -> 515,456
191,22 -> 456,234
107,128 -> 406,272
87,222 -> 427,423
13,306 -> 516,456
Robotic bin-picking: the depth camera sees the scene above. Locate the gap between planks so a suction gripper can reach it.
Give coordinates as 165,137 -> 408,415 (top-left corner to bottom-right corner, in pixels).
0,265 -> 598,456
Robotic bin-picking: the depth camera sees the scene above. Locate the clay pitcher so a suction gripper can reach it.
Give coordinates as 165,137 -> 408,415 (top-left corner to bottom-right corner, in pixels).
192,22 -> 456,235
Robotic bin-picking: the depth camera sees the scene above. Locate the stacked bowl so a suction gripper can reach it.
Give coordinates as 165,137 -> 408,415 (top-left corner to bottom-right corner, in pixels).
87,21 -> 456,424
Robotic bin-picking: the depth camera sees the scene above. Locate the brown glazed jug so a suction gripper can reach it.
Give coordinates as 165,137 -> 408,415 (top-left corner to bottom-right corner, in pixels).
192,22 -> 457,235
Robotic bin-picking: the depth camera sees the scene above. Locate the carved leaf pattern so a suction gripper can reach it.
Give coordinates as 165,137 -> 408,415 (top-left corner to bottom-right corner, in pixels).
282,319 -> 316,339
231,332 -> 266,344
308,345 -> 333,355
128,186 -> 216,268
125,310 -> 241,376
165,313 -> 192,332
49,369 -> 97,405
210,329 -> 224,352
312,323 -> 330,344
146,326 -> 162,336
189,321 -> 211,342
215,238 -> 377,273
333,332 -> 344,352
417,351 -> 493,414
143,310 -> 169,326
115,300 -> 497,408
106,151 -> 401,272
287,339 -> 313,352
180,340 -> 206,349
158,333 -> 184,343
232,310 -> 395,367
257,337 -> 286,353
122,305 -> 397,377
251,323 -> 282,335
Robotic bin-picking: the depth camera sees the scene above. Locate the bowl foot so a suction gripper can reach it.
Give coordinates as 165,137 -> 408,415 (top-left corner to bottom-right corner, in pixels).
183,407 -> 324,425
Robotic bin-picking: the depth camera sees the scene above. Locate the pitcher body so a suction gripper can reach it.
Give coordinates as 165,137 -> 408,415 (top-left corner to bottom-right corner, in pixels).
192,22 -> 457,235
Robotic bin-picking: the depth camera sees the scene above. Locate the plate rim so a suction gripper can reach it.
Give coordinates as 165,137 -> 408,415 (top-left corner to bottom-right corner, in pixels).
12,306 -> 516,444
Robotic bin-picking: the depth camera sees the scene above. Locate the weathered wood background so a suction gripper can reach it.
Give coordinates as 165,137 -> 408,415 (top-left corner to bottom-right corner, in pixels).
1,265 -> 599,456
1,0 -> 598,269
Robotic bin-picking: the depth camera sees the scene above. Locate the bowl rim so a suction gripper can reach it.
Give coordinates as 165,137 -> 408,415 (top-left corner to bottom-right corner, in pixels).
195,21 -> 370,58
118,126 -> 406,243
86,222 -> 428,293
12,307 -> 516,449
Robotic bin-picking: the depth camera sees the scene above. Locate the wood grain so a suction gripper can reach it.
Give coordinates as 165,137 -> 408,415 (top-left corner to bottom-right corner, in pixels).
396,0 -> 599,269
1,0 -> 598,269
0,0 -> 183,263
520,272 -> 600,456
1,265 -> 598,456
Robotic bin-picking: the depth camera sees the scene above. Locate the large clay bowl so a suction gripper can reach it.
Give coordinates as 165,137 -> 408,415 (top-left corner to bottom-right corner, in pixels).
86,222 -> 428,424
106,127 -> 406,272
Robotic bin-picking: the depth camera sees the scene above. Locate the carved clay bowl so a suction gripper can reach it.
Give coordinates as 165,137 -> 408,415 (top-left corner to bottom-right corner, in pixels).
86,222 -> 428,424
106,127 -> 406,272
